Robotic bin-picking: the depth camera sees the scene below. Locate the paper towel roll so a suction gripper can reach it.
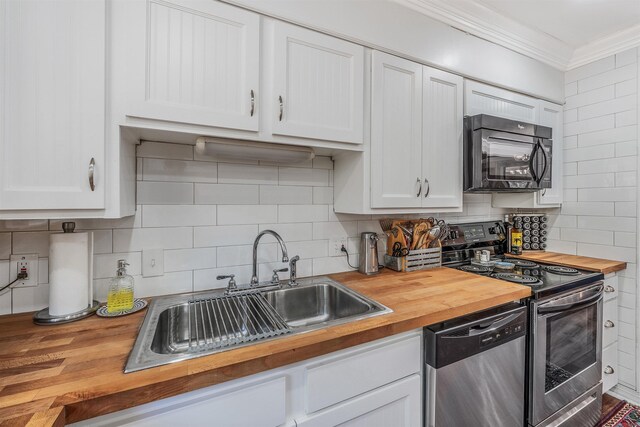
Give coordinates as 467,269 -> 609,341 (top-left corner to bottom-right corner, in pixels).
49,231 -> 94,316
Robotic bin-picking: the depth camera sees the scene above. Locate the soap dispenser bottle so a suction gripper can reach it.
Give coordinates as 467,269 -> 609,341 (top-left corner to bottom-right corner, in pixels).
107,260 -> 135,313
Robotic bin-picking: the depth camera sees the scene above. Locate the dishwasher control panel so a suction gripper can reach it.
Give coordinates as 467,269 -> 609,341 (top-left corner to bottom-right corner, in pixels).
425,303 -> 527,369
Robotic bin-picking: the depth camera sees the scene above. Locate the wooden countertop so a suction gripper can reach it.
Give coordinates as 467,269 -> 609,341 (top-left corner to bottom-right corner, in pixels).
0,268 -> 530,426
513,251 -> 627,274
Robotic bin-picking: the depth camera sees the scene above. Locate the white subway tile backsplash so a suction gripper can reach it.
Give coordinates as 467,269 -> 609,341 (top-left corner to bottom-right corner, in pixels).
565,81 -> 578,97
616,171 -> 637,187
0,234 -> 10,260
564,114 -> 614,136
143,205 -> 216,227
313,256 -> 358,276
615,231 -> 636,248
578,125 -> 637,147
616,140 -> 638,157
616,110 -> 637,128
164,248 -> 217,272
195,183 -> 259,205
564,85 -> 614,110
577,156 -> 636,174
218,163 -> 278,185
194,266 -> 253,291
92,230 -> 114,254
577,216 -> 636,231
137,181 -> 194,205
216,243 -> 277,267
561,228 -> 613,245
565,56 -> 615,83
12,283 -> 49,313
616,48 -> 638,68
577,94 -> 636,121
278,205 -> 328,223
560,202 -> 614,216
258,223 -> 313,242
279,167 -> 329,186
313,221 -> 359,239
577,63 -> 636,93
616,79 -> 638,98
0,220 -> 49,232
259,185 -> 312,205
113,227 -> 193,252
564,135 -> 578,149
135,271 -> 193,298
564,144 -> 614,162
616,202 -> 637,217
312,156 -> 333,169
218,205 -> 277,225
285,240 -> 328,259
0,261 -> 10,315
564,173 -> 613,189
143,158 -> 217,183
578,187 -> 635,202
137,141 -> 193,160
577,243 -> 636,263
12,232 -> 50,257
94,252 -> 142,279
194,225 -> 259,247
312,187 -> 334,205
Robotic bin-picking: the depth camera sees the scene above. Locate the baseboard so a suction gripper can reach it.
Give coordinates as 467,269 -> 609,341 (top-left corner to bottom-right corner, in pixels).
608,384 -> 640,405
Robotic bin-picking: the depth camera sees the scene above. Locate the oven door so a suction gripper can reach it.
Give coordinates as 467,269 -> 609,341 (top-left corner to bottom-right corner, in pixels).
530,283 -> 603,426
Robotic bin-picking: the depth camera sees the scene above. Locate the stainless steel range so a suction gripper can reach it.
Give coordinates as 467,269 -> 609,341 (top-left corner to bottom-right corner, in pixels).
441,221 -> 605,427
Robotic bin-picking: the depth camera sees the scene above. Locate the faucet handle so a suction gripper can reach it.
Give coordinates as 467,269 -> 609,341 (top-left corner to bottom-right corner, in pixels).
216,274 -> 237,291
271,268 -> 288,285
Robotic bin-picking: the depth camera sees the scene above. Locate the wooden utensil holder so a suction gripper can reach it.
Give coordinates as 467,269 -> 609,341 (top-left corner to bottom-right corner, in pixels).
383,247 -> 442,272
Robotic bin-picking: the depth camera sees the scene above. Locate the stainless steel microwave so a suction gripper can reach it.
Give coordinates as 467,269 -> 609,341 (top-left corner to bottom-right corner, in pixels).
464,114 -> 552,192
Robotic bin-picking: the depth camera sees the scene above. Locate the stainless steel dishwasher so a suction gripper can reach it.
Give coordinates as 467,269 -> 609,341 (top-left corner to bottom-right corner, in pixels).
425,303 -> 527,427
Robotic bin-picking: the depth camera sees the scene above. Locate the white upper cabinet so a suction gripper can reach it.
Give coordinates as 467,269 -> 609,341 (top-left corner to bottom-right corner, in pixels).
370,52 -> 423,208
0,0 -> 106,210
422,67 -> 463,209
270,21 -> 365,144
464,80 -> 539,123
127,0 -> 260,131
537,100 -> 563,206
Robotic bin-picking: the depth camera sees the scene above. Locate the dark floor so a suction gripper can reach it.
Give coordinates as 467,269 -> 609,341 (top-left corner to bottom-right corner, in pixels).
602,393 -> 622,419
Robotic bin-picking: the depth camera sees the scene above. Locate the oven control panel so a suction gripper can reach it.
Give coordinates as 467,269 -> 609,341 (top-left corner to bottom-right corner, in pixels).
442,221 -> 506,246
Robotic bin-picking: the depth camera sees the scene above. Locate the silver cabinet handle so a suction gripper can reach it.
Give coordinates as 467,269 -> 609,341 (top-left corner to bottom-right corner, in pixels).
604,366 -> 615,375
88,158 -> 96,191
605,285 -> 615,293
278,95 -> 283,121
605,320 -> 615,328
250,90 -> 255,117
416,178 -> 422,197
424,178 -> 430,198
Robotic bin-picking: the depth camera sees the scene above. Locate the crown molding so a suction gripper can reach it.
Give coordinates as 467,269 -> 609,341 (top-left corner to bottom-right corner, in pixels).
395,0 -> 640,72
395,0 -> 573,70
568,24 -> 640,70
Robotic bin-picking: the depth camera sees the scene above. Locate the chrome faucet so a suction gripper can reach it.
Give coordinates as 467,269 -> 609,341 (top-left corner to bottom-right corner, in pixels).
288,255 -> 300,286
251,230 -> 289,286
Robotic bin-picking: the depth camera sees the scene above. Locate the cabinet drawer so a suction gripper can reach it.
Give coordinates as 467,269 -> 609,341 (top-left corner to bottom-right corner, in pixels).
604,275 -> 618,301
603,298 -> 618,348
602,344 -> 618,393
304,333 -> 421,413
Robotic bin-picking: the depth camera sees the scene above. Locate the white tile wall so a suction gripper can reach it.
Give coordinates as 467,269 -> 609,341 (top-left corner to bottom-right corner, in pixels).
551,47 -> 639,390
0,139 -> 507,315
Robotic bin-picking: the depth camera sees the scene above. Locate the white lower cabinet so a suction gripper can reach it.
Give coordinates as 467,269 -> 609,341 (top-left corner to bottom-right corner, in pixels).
297,375 -> 421,427
71,330 -> 422,427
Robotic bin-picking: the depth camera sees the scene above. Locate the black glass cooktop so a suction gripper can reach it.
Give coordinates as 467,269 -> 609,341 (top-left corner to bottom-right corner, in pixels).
455,257 -> 604,298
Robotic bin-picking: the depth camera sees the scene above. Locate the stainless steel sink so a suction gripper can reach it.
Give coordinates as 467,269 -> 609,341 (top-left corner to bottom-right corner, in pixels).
263,283 -> 377,327
125,277 -> 391,373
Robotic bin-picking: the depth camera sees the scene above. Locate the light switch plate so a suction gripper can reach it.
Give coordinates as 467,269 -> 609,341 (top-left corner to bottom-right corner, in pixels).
142,249 -> 164,277
9,254 -> 38,287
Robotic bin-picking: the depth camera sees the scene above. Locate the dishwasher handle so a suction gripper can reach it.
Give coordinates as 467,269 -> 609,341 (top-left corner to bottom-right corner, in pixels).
468,312 -> 522,336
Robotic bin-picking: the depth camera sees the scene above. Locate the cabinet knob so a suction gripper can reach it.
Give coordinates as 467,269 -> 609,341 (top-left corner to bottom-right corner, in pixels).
424,178 -> 430,198
278,95 -> 284,121
416,178 -> 422,197
88,158 -> 96,191
605,285 -> 615,293
604,366 -> 615,375
605,320 -> 615,328
250,90 -> 255,117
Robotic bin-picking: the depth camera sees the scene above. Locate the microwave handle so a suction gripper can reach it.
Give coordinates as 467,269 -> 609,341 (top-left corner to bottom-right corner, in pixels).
529,142 -> 539,183
537,139 -> 549,185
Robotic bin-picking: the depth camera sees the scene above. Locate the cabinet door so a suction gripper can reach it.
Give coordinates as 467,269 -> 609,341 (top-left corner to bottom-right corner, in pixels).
464,80 -> 538,123
0,0 -> 105,210
271,21 -> 364,144
127,0 -> 260,131
537,100 -> 563,206
370,52 -> 423,208
422,67 -> 463,209
296,375 -> 421,427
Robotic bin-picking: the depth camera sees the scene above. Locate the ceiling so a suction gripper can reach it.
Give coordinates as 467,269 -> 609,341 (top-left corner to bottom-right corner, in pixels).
398,0 -> 640,70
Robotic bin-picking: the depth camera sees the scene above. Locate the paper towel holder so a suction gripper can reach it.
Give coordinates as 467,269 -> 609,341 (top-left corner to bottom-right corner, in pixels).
33,222 -> 100,325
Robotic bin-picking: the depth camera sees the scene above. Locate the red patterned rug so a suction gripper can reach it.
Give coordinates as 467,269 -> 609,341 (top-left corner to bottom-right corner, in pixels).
598,401 -> 640,427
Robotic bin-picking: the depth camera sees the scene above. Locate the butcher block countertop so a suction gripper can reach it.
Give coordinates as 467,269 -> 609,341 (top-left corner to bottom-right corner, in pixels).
0,268 -> 531,426
514,251 -> 627,274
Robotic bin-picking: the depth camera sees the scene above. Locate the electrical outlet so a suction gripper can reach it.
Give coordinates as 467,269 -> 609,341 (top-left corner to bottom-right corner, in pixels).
9,254 -> 39,287
329,238 -> 348,257
142,249 -> 164,277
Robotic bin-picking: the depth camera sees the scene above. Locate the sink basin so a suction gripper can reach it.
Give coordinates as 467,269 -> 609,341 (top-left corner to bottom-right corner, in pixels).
125,277 -> 391,372
263,283 -> 379,327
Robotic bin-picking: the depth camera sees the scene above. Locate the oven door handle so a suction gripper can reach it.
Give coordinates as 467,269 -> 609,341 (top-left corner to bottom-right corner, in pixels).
538,284 -> 604,314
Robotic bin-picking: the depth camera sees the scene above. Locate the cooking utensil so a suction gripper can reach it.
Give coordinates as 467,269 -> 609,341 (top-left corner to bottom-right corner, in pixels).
386,227 -> 406,256
392,242 -> 410,257
412,222 -> 430,249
